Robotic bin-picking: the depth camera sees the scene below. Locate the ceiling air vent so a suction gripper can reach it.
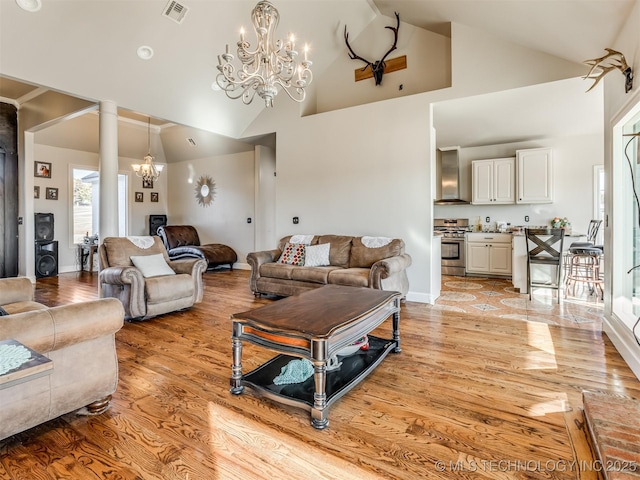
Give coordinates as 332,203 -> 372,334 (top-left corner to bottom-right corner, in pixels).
162,0 -> 188,24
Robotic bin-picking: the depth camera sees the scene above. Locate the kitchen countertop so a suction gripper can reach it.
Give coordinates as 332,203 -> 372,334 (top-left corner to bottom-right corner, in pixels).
511,231 -> 585,237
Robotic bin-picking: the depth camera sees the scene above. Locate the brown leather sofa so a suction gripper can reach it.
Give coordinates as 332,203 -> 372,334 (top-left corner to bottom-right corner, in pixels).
247,235 -> 412,298
0,277 -> 124,441
99,236 -> 207,320
157,225 -> 237,270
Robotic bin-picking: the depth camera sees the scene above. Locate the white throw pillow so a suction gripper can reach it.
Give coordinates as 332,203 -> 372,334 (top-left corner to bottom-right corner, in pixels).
130,254 -> 176,278
304,243 -> 330,267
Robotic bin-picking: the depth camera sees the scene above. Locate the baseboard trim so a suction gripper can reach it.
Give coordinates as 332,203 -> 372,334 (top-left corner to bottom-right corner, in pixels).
406,291 -> 435,304
603,312 -> 640,381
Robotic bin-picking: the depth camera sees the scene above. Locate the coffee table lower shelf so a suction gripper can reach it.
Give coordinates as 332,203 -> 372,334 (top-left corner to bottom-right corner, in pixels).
239,335 -> 396,416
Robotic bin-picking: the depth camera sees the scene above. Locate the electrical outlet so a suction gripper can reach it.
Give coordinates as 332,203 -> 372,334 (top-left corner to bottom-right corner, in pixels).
247,218 -> 252,224
525,215 -> 529,222
293,217 -> 299,224
485,216 -> 490,223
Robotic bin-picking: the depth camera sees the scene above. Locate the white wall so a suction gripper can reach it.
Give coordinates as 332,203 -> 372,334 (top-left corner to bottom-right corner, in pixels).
249,94 -> 435,302
165,151 -> 255,268
255,145 -> 277,251
33,144 -> 168,273
434,133 -> 604,231
316,15 -> 451,113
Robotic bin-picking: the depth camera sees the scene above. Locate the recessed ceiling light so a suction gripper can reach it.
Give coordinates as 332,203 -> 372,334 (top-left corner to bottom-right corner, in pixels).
16,0 -> 41,12
137,46 -> 154,60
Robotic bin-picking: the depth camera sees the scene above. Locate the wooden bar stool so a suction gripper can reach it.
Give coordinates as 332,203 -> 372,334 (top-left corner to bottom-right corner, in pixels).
525,228 -> 565,304
565,246 -> 603,299
563,219 -> 602,283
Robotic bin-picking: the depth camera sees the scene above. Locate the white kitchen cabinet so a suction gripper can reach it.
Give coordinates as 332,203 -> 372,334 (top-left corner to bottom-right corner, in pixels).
516,148 -> 553,203
471,157 -> 515,205
466,233 -> 512,275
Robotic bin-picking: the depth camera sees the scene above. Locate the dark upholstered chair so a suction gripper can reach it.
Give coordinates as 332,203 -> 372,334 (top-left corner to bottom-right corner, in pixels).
158,225 -> 237,270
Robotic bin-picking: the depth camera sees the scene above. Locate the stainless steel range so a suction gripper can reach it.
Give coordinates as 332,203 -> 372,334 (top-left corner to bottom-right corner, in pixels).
434,218 -> 470,276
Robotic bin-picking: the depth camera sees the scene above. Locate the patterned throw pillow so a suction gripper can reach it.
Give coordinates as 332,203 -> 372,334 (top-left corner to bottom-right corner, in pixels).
304,243 -> 330,267
278,243 -> 306,266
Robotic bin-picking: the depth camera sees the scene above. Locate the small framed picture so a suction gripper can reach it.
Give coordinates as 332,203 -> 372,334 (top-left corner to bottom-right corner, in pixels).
151,192 -> 158,203
34,186 -> 40,199
135,192 -> 143,202
142,178 -> 153,189
46,187 -> 58,200
35,161 -> 52,178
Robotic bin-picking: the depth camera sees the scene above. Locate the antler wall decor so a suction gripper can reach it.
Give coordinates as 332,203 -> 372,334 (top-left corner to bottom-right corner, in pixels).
344,12 -> 403,86
583,48 -> 633,93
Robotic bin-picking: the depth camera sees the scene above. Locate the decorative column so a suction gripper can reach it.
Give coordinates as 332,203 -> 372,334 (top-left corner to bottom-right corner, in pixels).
98,100 -> 119,239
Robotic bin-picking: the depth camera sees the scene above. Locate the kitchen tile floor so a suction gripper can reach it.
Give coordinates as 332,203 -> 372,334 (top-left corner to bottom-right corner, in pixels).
428,275 -> 604,331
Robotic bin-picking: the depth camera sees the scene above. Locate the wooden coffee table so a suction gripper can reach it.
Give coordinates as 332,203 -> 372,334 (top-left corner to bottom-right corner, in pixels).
230,285 -> 401,429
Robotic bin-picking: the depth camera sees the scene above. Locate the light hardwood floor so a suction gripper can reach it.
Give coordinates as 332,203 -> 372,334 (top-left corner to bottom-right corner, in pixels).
1,270 -> 638,479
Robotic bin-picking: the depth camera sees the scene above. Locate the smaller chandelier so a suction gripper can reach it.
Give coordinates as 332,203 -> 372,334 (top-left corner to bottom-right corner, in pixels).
215,1 -> 313,107
132,118 -> 164,183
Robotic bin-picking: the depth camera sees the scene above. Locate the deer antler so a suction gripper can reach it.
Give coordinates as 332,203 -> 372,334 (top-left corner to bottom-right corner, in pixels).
379,12 -> 400,65
344,26 -> 373,71
344,12 -> 401,86
583,48 -> 633,93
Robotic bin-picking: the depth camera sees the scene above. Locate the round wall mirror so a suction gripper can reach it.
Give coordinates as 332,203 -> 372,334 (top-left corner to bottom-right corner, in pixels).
194,175 -> 216,207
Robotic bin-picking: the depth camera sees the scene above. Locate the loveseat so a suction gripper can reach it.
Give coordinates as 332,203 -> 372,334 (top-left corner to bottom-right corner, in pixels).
99,236 -> 207,320
157,225 -> 237,270
0,277 -> 124,441
247,234 -> 412,298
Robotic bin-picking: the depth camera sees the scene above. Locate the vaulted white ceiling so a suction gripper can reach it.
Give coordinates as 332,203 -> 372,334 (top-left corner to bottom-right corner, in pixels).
0,0 -> 633,158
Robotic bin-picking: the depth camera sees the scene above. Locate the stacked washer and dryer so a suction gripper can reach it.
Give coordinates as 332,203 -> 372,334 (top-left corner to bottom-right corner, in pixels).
34,212 -> 57,278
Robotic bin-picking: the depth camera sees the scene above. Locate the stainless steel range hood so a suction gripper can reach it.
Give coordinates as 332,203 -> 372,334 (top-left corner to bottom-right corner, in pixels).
434,146 -> 469,205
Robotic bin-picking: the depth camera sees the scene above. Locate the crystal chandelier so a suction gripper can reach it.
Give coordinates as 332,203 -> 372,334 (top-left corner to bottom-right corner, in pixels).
132,118 -> 163,183
215,1 -> 313,107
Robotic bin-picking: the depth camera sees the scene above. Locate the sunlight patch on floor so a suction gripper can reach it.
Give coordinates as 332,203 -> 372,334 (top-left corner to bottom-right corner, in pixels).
207,401 -> 380,480
527,322 -> 556,355
527,392 -> 570,416
522,322 -> 558,371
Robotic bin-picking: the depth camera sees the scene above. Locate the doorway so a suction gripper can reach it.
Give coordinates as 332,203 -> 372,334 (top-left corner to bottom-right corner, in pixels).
71,167 -> 129,244
611,104 -> 640,337
0,102 -> 18,277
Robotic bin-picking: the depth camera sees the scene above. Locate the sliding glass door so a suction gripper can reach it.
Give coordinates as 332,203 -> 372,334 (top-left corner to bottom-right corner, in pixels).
612,109 -> 640,333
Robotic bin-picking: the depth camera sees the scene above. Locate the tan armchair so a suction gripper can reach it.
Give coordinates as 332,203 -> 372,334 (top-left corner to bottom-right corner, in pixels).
99,236 -> 207,320
0,277 -> 124,440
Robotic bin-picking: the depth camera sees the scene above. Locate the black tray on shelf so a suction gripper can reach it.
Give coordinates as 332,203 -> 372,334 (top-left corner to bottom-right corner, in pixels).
242,335 -> 396,408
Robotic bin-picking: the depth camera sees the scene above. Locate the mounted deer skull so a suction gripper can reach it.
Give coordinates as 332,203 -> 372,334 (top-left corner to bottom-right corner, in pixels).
344,12 -> 400,86
583,48 -> 633,93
